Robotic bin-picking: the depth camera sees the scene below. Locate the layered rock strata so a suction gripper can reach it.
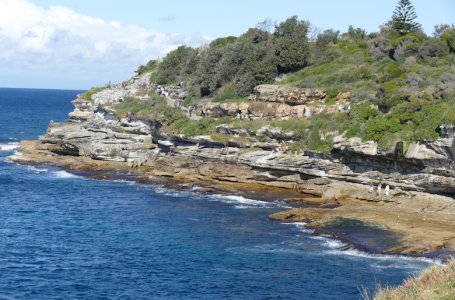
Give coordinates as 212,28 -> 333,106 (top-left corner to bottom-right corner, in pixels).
10,75 -> 455,256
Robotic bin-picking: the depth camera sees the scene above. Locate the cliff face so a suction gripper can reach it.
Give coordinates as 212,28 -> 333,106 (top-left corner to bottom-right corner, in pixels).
21,75 -> 455,194
11,74 -> 455,256
30,75 -> 455,196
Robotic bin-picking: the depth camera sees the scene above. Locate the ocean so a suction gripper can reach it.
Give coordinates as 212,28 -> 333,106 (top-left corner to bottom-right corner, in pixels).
0,88 -> 434,299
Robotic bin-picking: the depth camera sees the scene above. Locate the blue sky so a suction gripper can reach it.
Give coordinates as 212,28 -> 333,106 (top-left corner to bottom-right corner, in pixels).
1,0 -> 454,89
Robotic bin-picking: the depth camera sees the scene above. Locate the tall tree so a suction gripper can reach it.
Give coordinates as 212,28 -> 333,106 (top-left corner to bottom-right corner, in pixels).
391,0 -> 422,35
273,16 -> 310,73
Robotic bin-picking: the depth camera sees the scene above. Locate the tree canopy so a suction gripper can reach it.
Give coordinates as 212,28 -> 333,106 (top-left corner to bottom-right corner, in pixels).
391,0 -> 422,35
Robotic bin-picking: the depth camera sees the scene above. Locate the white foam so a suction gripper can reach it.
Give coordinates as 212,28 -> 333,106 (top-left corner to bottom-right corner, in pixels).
26,166 -> 48,173
211,194 -> 277,208
52,170 -> 80,179
0,142 -> 19,151
325,247 -> 442,265
309,235 -> 349,249
283,222 -> 315,234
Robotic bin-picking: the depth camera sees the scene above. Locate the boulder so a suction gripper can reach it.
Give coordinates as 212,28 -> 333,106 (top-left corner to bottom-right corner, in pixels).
335,91 -> 352,101
257,125 -> 295,141
333,137 -> 378,156
215,124 -> 255,137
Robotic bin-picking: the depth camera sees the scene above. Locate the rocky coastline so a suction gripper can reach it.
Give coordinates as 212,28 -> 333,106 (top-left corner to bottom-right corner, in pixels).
10,73 -> 455,259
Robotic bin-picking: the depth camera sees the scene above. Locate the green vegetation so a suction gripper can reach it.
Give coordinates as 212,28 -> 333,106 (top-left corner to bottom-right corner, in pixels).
113,96 -> 185,126
148,16 -> 313,98
126,0 -> 454,153
80,86 -> 107,102
367,259 -> 455,299
391,0 -> 422,35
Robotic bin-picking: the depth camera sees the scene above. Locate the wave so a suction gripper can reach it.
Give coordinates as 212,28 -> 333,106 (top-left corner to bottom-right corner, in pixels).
0,142 -> 19,151
25,166 -> 49,173
209,194 -> 281,209
324,246 -> 443,266
282,222 -> 315,234
52,170 -> 80,179
285,222 -> 442,266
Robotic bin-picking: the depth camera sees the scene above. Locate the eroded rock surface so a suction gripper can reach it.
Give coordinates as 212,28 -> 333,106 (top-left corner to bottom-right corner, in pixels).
9,75 -> 455,257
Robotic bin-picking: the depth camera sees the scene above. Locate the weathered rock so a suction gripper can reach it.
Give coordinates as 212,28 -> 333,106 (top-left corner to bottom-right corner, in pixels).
405,124 -> 455,161
333,137 -> 378,156
91,72 -> 151,105
250,84 -> 327,105
256,125 -> 295,141
335,91 -> 352,101
215,124 -> 255,137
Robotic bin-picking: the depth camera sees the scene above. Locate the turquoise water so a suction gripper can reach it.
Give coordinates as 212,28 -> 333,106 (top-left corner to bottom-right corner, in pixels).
0,88 -> 434,299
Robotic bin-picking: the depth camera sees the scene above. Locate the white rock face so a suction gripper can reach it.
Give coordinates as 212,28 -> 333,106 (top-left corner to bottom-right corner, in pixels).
333,137 -> 378,156
405,142 -> 448,160
91,72 -> 151,105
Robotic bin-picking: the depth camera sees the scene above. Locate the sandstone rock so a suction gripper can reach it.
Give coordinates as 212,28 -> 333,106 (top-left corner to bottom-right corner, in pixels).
405,142 -> 448,160
333,137 -> 378,156
250,84 -> 327,105
92,72 -> 151,105
335,91 -> 352,101
257,125 -> 295,141
215,124 -> 254,137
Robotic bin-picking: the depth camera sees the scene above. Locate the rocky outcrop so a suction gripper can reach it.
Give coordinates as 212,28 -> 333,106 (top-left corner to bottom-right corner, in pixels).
333,136 -> 378,156
196,100 -> 350,120
10,75 -> 455,257
250,84 -> 328,105
92,73 -> 151,105
406,124 -> 455,161
19,76 -> 455,196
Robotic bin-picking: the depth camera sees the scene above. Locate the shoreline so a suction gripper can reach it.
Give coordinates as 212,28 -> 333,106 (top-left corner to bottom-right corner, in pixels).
9,140 -> 455,260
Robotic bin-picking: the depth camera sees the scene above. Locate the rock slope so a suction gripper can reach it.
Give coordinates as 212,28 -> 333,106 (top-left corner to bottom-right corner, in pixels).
11,74 -> 455,256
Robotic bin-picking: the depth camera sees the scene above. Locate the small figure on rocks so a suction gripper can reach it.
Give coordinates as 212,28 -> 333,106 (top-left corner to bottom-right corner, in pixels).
369,183 -> 374,193
385,185 -> 390,196
377,183 -> 382,195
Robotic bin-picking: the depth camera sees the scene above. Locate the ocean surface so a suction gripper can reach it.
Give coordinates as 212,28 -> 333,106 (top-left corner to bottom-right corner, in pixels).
0,88 -> 435,299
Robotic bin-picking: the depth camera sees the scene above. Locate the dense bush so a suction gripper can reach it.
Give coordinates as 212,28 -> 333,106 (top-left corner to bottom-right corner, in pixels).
156,46 -> 197,85
418,38 -> 450,58
134,6 -> 455,153
272,16 -> 310,73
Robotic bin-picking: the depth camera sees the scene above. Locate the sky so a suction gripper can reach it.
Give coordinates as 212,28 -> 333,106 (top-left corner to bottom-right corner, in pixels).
0,0 -> 453,90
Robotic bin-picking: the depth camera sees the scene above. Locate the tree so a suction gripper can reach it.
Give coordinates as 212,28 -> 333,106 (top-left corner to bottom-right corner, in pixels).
273,16 -> 310,73
391,0 -> 422,35
156,46 -> 196,85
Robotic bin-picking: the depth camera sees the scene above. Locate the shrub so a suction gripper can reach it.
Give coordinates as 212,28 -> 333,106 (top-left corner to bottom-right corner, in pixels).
441,29 -> 455,52
156,46 -> 197,85
273,16 -> 310,73
418,38 -> 450,58
344,25 -> 367,42
316,29 -> 340,49
136,60 -> 157,75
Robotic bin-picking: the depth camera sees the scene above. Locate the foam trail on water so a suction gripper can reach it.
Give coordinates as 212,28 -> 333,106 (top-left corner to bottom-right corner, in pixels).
286,222 -> 442,266
0,142 -> 19,151
283,222 -> 315,234
26,166 -> 48,173
210,194 -> 278,209
52,170 -> 80,179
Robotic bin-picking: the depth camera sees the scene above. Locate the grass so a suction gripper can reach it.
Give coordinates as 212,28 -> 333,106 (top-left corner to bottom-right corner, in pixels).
113,96 -> 185,125
365,259 -> 455,300
80,86 -> 107,102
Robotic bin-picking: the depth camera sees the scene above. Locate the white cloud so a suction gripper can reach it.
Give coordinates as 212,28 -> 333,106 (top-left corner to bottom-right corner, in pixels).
0,0 -> 211,88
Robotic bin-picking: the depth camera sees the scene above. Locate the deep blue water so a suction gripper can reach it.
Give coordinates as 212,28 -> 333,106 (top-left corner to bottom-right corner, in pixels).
0,88 -> 434,299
